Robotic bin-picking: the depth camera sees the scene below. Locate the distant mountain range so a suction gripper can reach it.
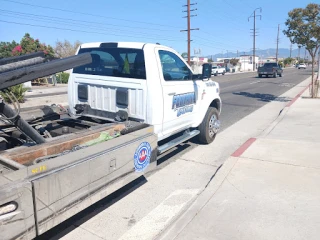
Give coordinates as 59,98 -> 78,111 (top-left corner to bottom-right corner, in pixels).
207,48 -> 310,61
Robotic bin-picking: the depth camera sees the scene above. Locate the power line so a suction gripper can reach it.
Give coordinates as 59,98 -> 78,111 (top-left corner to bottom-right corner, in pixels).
193,35 -> 246,50
0,11 -> 183,40
0,9 -> 177,32
198,30 -> 251,47
0,0 -> 183,29
0,20 -> 185,42
193,40 -> 250,53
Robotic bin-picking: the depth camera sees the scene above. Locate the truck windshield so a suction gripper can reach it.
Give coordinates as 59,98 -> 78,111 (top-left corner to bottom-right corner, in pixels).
263,63 -> 278,67
73,47 -> 146,79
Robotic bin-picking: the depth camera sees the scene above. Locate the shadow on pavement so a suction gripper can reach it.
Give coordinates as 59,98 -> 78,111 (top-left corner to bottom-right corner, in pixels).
34,176 -> 147,240
233,92 -> 290,102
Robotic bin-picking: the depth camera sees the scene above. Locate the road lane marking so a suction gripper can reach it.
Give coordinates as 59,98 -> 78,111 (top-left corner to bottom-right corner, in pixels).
249,80 -> 261,84
118,189 -> 200,240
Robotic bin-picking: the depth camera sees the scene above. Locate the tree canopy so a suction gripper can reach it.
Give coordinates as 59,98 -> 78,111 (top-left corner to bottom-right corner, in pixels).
0,33 -> 55,58
54,40 -> 82,58
283,3 -> 320,97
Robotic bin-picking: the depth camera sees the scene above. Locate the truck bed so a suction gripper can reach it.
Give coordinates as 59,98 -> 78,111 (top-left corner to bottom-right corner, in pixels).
0,120 -> 157,240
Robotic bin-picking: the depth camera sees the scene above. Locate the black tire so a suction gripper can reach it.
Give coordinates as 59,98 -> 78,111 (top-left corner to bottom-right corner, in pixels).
258,74 -> 262,78
222,72 -> 225,75
279,73 -> 282,77
214,72 -> 218,76
198,107 -> 219,144
273,72 -> 277,78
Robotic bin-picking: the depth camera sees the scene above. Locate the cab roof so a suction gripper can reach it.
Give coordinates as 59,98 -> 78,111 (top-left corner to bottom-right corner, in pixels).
80,42 -> 162,49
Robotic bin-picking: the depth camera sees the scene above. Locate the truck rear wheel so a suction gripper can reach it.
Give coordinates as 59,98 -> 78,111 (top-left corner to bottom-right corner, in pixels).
198,107 -> 220,144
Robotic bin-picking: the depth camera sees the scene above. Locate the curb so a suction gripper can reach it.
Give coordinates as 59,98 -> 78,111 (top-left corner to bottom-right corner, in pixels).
158,156 -> 239,240
286,84 -> 310,107
260,83 -> 310,138
231,138 -> 256,157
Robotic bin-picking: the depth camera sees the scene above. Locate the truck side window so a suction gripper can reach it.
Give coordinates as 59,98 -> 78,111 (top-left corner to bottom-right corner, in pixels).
158,50 -> 192,81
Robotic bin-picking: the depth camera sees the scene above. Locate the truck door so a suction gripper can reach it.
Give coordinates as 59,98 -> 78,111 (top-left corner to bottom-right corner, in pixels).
155,49 -> 199,138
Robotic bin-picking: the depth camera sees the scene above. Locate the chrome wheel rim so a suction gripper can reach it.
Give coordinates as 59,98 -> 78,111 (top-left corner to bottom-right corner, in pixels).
209,115 -> 220,137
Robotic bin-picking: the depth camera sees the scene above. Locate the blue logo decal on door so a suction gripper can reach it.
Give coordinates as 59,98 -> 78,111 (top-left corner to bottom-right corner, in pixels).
172,92 -> 195,116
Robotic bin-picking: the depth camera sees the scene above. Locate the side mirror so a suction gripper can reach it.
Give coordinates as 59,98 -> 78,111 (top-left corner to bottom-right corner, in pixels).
202,63 -> 212,81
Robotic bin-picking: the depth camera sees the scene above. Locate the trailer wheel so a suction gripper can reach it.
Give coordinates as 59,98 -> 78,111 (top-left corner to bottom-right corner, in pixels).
198,107 -> 220,144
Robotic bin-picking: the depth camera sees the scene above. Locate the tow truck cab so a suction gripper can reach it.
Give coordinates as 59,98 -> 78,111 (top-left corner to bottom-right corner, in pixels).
68,42 -> 221,145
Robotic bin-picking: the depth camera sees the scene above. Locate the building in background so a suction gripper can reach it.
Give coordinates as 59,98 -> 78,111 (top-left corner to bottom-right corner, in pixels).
183,56 -> 209,74
239,55 -> 259,71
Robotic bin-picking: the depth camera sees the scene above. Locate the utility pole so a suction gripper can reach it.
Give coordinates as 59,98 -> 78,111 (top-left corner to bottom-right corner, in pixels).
181,0 -> 199,65
298,45 -> 301,61
276,24 -> 280,63
248,8 -> 262,71
290,42 -> 292,58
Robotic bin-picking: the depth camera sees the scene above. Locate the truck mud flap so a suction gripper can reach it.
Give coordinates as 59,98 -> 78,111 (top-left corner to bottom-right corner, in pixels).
30,127 -> 157,236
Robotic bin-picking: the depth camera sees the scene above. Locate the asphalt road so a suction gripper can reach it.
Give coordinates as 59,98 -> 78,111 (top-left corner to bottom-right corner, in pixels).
35,67 -> 314,240
216,67 -> 314,131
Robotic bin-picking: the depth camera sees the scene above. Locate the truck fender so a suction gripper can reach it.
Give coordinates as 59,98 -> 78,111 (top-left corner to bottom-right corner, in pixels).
192,98 -> 221,128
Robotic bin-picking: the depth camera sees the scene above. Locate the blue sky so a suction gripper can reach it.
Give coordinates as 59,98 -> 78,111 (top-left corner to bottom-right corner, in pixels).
0,0 -> 312,56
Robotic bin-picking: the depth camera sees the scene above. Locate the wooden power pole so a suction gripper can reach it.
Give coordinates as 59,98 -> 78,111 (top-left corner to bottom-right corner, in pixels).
248,8 -> 262,71
181,0 -> 199,65
276,24 -> 280,63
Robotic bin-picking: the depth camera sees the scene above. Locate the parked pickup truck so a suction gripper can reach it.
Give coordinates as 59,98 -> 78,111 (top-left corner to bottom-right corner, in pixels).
211,65 -> 226,76
0,42 -> 221,240
257,62 -> 283,78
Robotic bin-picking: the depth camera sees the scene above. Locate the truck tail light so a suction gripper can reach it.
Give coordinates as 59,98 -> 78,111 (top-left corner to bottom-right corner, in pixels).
116,89 -> 128,107
78,84 -> 88,101
0,202 -> 18,216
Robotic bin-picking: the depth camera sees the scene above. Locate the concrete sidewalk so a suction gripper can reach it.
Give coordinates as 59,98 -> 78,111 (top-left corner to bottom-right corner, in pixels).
161,85 -> 320,240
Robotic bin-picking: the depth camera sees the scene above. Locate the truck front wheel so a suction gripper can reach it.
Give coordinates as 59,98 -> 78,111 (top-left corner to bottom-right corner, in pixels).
198,107 -> 220,144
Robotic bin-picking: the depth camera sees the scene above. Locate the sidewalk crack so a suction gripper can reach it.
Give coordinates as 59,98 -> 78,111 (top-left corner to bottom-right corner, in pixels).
226,177 -> 248,197
244,157 -> 320,169
179,158 -> 219,168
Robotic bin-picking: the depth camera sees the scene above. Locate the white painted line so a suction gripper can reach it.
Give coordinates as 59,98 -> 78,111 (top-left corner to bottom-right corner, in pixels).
118,189 -> 200,240
249,80 -> 261,84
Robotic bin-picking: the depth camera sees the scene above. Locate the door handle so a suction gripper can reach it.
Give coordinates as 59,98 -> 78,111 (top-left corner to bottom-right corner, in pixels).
168,92 -> 176,96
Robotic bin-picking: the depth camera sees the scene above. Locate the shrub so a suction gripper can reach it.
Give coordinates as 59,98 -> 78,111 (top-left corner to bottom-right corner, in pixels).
0,84 -> 28,103
58,72 -> 70,84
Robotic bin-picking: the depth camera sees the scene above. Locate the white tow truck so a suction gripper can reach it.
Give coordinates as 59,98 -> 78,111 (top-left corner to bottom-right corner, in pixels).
0,42 -> 221,239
